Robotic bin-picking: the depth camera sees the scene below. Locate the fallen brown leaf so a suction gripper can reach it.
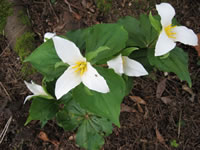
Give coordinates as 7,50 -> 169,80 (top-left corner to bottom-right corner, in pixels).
155,128 -> 165,144
137,103 -> 144,113
160,97 -> 172,105
194,33 -> 200,56
121,104 -> 137,113
38,131 -> 60,146
156,79 -> 167,98
129,96 -> 146,105
38,131 -> 50,142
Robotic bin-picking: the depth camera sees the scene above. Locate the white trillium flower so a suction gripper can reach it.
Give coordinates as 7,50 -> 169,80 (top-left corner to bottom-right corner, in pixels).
107,54 -> 148,77
52,36 -> 110,99
24,81 -> 48,104
44,32 -> 56,42
155,3 -> 198,56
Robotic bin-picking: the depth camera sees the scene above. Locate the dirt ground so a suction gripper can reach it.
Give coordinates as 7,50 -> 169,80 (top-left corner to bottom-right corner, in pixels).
0,0 -> 200,149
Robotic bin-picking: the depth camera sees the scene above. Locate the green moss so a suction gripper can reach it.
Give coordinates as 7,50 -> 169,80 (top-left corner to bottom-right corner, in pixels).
15,32 -> 35,61
0,0 -> 13,34
95,0 -> 112,13
15,32 -> 36,77
18,10 -> 31,26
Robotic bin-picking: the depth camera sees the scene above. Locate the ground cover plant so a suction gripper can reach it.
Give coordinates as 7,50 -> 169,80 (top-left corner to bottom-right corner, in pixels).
0,0 -> 200,149
23,2 -> 197,150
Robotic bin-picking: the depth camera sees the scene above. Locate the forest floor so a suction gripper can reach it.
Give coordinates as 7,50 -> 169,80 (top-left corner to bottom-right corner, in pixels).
0,0 -> 200,149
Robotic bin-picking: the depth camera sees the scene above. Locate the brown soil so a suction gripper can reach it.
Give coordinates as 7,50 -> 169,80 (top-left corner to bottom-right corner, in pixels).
0,0 -> 200,149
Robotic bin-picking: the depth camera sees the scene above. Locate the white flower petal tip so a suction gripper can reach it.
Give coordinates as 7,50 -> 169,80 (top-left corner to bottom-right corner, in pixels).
107,54 -> 124,75
123,56 -> 148,77
174,26 -> 198,46
24,81 -> 48,103
44,32 -> 56,42
52,36 -> 85,65
82,63 -> 110,94
156,3 -> 175,26
24,95 -> 34,104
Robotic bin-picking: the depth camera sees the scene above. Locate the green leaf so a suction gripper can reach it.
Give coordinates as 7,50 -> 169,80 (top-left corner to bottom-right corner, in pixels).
66,28 -> 90,51
76,121 -> 104,150
149,12 -> 161,33
148,47 -> 192,87
76,115 -> 112,150
25,40 -> 67,81
25,97 -> 59,127
121,47 -> 139,56
118,16 -> 146,48
85,24 -> 128,64
56,100 -> 86,131
73,67 -> 126,126
86,46 -> 110,62
56,99 -> 113,150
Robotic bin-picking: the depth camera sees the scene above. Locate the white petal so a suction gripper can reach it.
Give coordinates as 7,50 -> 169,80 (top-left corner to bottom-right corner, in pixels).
81,63 -> 110,93
52,36 -> 85,65
155,29 -> 176,56
24,81 -> 47,95
107,54 -> 124,75
55,66 -> 81,99
44,32 -> 56,42
156,3 -> 175,27
122,56 -> 148,77
173,26 -> 198,46
24,95 -> 34,104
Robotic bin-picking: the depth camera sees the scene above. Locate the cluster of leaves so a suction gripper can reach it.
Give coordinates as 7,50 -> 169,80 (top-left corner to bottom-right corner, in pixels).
25,13 -> 191,150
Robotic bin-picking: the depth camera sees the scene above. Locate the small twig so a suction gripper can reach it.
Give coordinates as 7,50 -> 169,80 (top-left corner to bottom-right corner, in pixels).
0,116 -> 12,144
178,110 -> 182,138
0,82 -> 12,101
48,0 -> 59,23
64,0 -> 74,13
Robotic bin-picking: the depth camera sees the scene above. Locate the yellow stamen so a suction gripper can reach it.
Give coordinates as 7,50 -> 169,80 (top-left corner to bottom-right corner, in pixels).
72,61 -> 87,75
164,24 -> 177,39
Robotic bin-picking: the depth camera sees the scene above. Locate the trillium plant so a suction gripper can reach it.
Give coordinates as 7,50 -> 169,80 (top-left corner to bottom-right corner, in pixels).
24,3 -> 198,150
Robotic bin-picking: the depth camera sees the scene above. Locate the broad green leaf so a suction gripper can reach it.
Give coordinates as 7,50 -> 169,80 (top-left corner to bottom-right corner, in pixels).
117,16 -> 146,48
73,67 -> 126,126
85,24 -> 128,64
139,14 -> 158,46
86,46 -> 110,63
121,47 -> 139,56
25,40 -> 67,81
25,97 -> 59,127
66,28 -> 90,51
149,12 -> 161,33
56,99 -> 113,150
148,47 -> 192,87
76,120 -> 104,150
56,100 -> 86,131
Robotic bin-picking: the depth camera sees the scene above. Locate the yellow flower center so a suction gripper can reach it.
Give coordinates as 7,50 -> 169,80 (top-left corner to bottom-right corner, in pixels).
72,61 -> 87,75
164,24 -> 177,39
